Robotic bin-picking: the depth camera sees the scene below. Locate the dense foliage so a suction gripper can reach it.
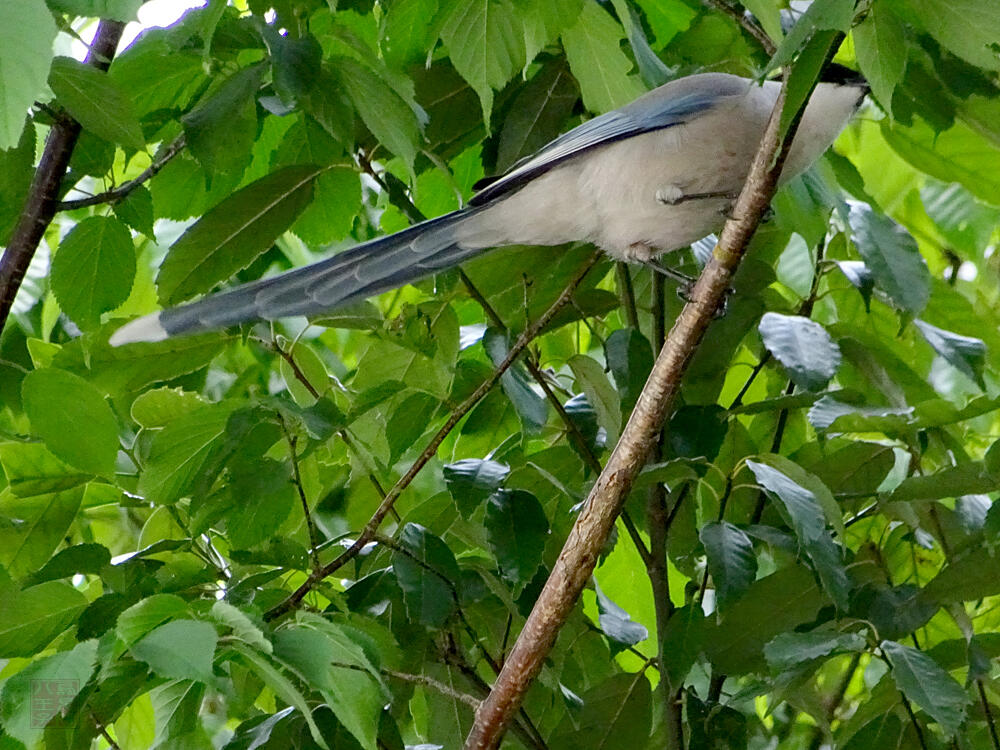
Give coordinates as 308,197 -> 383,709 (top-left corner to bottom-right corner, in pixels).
2,0 -> 1000,748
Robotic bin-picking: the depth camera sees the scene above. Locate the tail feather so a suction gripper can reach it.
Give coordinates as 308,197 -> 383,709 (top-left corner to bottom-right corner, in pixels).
110,209 -> 485,345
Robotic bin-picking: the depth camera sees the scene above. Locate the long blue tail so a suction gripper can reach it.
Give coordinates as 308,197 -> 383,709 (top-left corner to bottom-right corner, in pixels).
111,209 -> 483,344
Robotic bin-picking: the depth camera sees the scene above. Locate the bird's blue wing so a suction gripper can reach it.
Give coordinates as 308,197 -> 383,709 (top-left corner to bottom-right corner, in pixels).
470,87 -> 723,206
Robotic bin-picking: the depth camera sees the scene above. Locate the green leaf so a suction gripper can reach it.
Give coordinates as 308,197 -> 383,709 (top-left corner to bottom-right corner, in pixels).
48,56 -> 145,150
835,260 -> 874,311
51,216 -> 136,329
550,672 -> 652,747
485,489 -> 549,587
0,486 -> 83,580
26,542 -> 110,585
46,0 -> 143,21
293,166 -> 362,247
181,64 -> 263,177
131,619 -> 218,682
22,367 -> 119,476
335,56 -> 422,168
758,313 -> 841,391
764,631 -> 865,671
913,319 -> 986,388
496,58 -> 579,172
0,442 -> 91,497
594,579 -> 648,647
0,639 -> 97,747
279,340 -> 329,406
54,329 -> 223,396
746,459 -> 830,543
848,202 -> 930,315
137,402 -> 239,504
568,354 -> 622,445
113,184 -> 155,238
0,580 -> 88,657
703,564 -> 827,674
0,115 -> 35,243
766,0 -> 855,72
700,521 -> 757,610
149,679 -> 210,749
660,603 -> 705,686
392,523 -> 459,627
208,600 -> 272,653
439,0 -> 526,121
482,327 -> 548,432
882,117 -> 1000,205
382,0 -> 440,67
157,165 -> 321,304
903,0 -> 1000,71
889,462 -> 996,502
226,459 -> 296,548
443,457 -> 509,517
268,31 -> 323,105
230,642 -> 328,749
131,387 -> 207,428
853,2 -> 907,110
116,594 -> 190,647
273,623 -> 382,750
605,327 -> 654,415
0,0 -> 55,150
921,547 -> 1000,604
881,640 -> 969,736
561,0 -> 646,112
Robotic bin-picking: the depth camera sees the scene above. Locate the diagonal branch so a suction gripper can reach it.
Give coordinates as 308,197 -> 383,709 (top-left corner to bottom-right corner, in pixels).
263,251 -> 602,621
57,135 -> 186,210
464,55 -> 833,749
0,19 -> 127,333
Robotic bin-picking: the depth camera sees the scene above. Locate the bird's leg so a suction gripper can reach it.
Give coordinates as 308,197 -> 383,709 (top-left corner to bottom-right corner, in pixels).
646,259 -> 732,318
656,187 -> 740,207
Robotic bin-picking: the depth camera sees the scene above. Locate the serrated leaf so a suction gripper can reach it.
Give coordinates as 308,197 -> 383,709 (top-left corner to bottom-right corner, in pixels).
0,486 -> 83,580
335,56 -> 422,168
443,458 -> 510,517
913,319 -> 986,388
700,521 -> 757,610
0,441 -> 91,497
568,354 -> 622,445
853,2 -> 907,109
905,0 -> 1000,72
157,164 -> 321,304
0,639 -> 97,746
113,183 -> 155,238
392,523 -> 459,627
496,58 -> 579,172
482,327 -> 547,432
764,631 -> 866,671
51,216 -> 136,328
0,0 -> 55,150
131,619 -> 218,682
550,672 -> 652,747
22,367 -> 119,476
561,1 -> 646,112
49,56 -> 145,149
226,459 -> 296,549
182,64 -> 263,177
758,313 -> 841,391
0,580 -> 88,657
209,600 -> 271,653
835,260 -> 874,311
382,0 -> 440,67
46,0 -> 143,20
27,542 -> 110,585
766,0 -> 854,72
137,402 -> 239,504
848,202 -> 930,315
279,340 -> 329,406
439,0 -> 525,121
485,489 -> 549,587
881,640 -> 969,736
116,594 -> 190,647
605,327 -> 654,415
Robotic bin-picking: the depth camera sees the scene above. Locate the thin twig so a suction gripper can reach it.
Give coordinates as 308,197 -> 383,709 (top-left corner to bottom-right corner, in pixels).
980,680 -> 1000,750
278,412 -> 322,572
616,263 -> 640,330
0,19 -> 127,333
385,668 -> 482,709
57,135 -> 186,210
703,0 -> 777,55
264,252 -> 602,621
90,710 -> 122,750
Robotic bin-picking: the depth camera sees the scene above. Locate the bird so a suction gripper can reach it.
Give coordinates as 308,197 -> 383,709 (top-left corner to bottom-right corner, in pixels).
110,68 -> 867,346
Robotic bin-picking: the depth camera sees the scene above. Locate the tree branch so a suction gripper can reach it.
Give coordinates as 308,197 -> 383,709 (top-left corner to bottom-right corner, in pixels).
0,19 -> 126,333
263,251 -> 602,621
57,135 -> 186,211
465,59 -> 823,749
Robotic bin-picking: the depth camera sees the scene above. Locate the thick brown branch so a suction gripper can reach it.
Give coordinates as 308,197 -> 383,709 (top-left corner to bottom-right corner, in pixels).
465,61 -> 821,749
264,252 -> 602,621
0,19 -> 126,333
57,135 -> 186,210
